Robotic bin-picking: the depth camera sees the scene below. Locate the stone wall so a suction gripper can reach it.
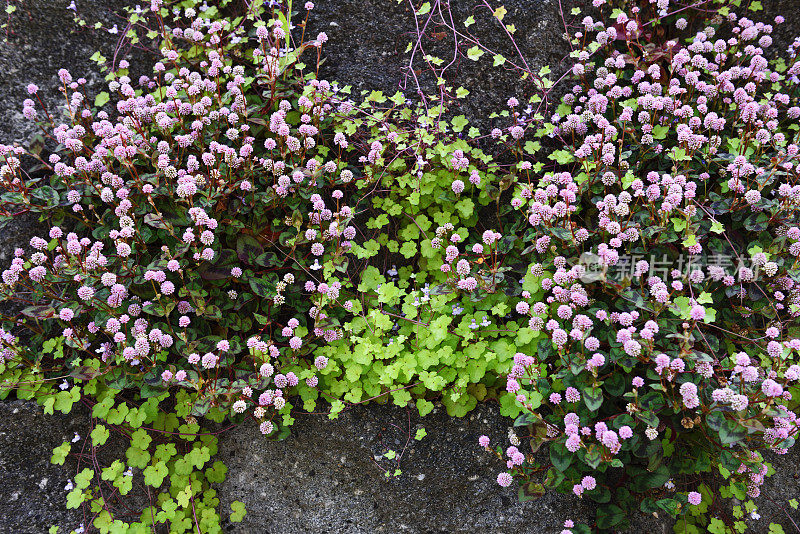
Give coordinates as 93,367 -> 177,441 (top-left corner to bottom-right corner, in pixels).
1,1 -> 800,533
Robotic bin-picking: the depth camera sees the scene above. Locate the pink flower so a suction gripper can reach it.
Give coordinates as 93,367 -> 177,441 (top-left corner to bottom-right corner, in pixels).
565,434 -> 582,452
565,387 -> 580,403
687,491 -> 702,505
690,305 -> 705,321
479,435 -> 490,447
761,379 -> 783,397
497,472 -> 513,487
77,286 -> 95,301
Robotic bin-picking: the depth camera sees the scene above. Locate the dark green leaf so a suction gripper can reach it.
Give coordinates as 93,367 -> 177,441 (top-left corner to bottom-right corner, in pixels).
583,385 -> 603,412
549,442 -> 572,472
248,275 -> 277,298
254,251 -> 279,267
518,482 -> 545,502
236,235 -> 264,264
596,504 -> 625,529
21,305 -> 56,319
144,213 -> 171,229
543,467 -> 564,488
719,419 -> 747,446
584,447 -> 601,469
32,186 -> 59,207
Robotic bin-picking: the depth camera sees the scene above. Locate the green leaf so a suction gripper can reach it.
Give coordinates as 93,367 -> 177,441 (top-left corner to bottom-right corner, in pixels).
51,441 -> 71,465
230,501 -> 246,522
549,150 -> 574,164
671,218 -> 687,232
523,141 -> 541,155
126,446 -> 151,469
143,461 -> 168,487
366,90 -> 387,103
177,486 -> 192,508
455,198 -> 474,218
417,399 -> 434,417
451,115 -> 469,132
66,488 -> 85,509
205,460 -> 228,483
466,46 -> 484,61
400,241 -> 417,259
652,125 -> 669,139
101,460 -> 124,481
416,1 -> 431,15
94,91 -> 110,108
91,424 -> 110,446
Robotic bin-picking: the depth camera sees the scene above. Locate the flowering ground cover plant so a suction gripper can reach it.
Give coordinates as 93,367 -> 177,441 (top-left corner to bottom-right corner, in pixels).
0,0 -> 799,532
